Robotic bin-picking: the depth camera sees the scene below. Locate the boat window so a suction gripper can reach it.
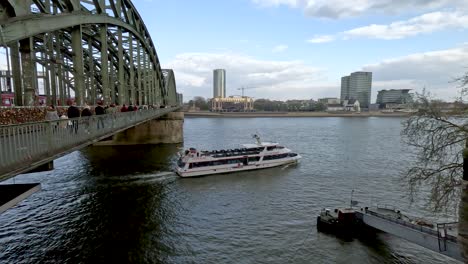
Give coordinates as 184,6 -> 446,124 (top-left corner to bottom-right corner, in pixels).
224,158 -> 242,164
177,159 -> 186,168
248,156 -> 260,162
263,153 -> 288,160
197,161 -> 211,167
267,146 -> 276,151
212,160 -> 225,166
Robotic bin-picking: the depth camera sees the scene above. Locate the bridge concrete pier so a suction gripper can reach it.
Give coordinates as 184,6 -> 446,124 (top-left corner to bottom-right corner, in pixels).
95,111 -> 184,145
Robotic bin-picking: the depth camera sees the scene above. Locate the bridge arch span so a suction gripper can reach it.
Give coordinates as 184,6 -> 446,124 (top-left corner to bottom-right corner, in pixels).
0,0 -> 177,107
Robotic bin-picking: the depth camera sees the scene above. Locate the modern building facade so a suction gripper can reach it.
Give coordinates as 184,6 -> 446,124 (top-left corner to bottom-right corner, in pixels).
340,72 -> 372,108
211,96 -> 254,112
319,98 -> 340,105
340,76 -> 350,101
376,89 -> 412,105
213,69 -> 226,98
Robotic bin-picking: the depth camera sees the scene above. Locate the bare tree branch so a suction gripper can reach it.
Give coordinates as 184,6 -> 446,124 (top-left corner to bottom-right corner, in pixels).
402,90 -> 468,211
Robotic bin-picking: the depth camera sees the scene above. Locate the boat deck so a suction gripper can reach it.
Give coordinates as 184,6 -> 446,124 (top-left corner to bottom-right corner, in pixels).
200,148 -> 264,158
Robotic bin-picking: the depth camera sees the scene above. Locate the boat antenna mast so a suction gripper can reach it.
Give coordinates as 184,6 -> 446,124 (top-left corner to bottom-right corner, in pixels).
253,134 -> 262,145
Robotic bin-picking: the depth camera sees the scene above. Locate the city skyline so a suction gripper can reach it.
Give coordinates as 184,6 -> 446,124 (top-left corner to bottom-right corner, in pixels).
128,0 -> 468,102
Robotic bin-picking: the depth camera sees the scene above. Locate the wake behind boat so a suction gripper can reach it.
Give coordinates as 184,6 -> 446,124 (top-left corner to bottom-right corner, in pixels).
175,135 -> 301,177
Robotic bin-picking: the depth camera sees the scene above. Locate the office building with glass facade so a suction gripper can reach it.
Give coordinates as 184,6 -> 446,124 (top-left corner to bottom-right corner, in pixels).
340,71 -> 372,108
376,89 -> 412,105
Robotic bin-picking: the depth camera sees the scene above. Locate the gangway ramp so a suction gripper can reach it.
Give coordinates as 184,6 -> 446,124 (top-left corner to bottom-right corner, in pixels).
357,208 -> 462,261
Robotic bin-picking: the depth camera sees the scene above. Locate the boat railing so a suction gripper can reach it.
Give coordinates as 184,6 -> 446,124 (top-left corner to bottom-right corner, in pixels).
375,204 -> 397,211
203,149 -> 263,158
192,145 -> 291,159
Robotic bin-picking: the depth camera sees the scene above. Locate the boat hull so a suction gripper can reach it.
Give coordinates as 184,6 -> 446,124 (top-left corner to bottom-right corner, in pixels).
176,155 -> 301,177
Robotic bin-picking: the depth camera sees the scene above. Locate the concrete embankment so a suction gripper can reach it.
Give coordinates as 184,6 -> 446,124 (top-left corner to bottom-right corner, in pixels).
184,111 -> 409,118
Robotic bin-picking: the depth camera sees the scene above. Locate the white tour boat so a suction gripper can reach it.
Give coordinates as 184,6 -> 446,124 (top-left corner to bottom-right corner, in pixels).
175,135 -> 301,177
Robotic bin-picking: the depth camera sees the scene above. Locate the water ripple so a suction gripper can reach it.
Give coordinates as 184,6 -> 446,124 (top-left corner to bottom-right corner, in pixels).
0,118 -> 458,263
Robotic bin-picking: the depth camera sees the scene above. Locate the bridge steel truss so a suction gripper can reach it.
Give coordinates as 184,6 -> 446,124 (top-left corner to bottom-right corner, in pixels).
162,69 -> 180,106
0,0 -> 177,107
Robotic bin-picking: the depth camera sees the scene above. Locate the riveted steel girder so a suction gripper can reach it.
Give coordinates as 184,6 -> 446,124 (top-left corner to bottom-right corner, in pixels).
0,0 -> 177,107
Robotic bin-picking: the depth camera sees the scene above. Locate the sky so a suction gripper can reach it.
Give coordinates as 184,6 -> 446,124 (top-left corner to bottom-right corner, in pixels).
130,0 -> 468,102
3,1 -> 467,102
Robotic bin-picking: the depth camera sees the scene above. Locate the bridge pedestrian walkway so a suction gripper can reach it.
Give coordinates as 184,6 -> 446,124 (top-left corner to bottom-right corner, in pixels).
356,208 -> 462,261
0,107 -> 179,181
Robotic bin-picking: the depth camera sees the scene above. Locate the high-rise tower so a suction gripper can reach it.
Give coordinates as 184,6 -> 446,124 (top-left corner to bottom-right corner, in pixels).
213,69 -> 226,98
340,76 -> 350,101
340,72 -> 372,108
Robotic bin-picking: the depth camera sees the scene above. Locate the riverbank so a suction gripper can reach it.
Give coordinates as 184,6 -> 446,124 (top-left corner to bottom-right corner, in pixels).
184,111 -> 410,118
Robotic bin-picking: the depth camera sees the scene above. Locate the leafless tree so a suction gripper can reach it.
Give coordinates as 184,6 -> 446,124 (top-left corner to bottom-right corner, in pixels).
402,87 -> 468,259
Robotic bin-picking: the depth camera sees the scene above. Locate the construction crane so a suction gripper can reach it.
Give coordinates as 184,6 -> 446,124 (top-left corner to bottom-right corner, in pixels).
237,87 -> 257,97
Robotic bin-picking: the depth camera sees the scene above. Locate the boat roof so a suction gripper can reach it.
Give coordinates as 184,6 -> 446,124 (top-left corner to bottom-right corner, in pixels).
338,208 -> 356,214
242,142 -> 278,148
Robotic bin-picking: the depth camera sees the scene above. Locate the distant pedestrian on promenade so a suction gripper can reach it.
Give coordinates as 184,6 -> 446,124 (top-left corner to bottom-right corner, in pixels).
95,102 -> 105,129
95,102 -> 105,115
81,105 -> 92,133
45,105 -> 59,121
120,104 -> 128,112
67,102 -> 80,134
59,113 -> 68,129
106,103 -> 117,114
45,105 -> 60,133
81,105 -> 92,117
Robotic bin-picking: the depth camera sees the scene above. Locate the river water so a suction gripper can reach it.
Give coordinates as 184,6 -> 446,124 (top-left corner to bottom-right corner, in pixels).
0,117 -> 460,263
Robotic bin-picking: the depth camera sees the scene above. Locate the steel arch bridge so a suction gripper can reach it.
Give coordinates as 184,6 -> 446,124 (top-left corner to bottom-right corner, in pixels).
0,0 -> 181,107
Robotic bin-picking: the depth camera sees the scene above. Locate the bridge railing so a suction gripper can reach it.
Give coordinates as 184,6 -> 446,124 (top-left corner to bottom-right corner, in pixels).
366,210 -> 457,242
0,107 -> 177,178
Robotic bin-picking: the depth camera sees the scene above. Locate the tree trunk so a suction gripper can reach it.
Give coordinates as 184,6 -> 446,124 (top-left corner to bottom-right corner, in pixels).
459,145 -> 468,261
459,182 -> 468,260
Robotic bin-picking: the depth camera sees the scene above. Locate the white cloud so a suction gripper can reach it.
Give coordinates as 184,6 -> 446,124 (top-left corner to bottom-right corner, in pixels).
272,44 -> 288,53
166,46 -> 468,102
306,11 -> 468,42
252,0 -> 466,18
165,52 -> 331,100
345,11 -> 468,40
363,46 -> 468,100
307,35 -> 335,43
174,72 -> 206,87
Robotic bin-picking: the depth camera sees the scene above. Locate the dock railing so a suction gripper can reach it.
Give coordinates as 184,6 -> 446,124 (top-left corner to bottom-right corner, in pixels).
437,222 -> 458,252
0,107 -> 178,180
366,209 -> 457,243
